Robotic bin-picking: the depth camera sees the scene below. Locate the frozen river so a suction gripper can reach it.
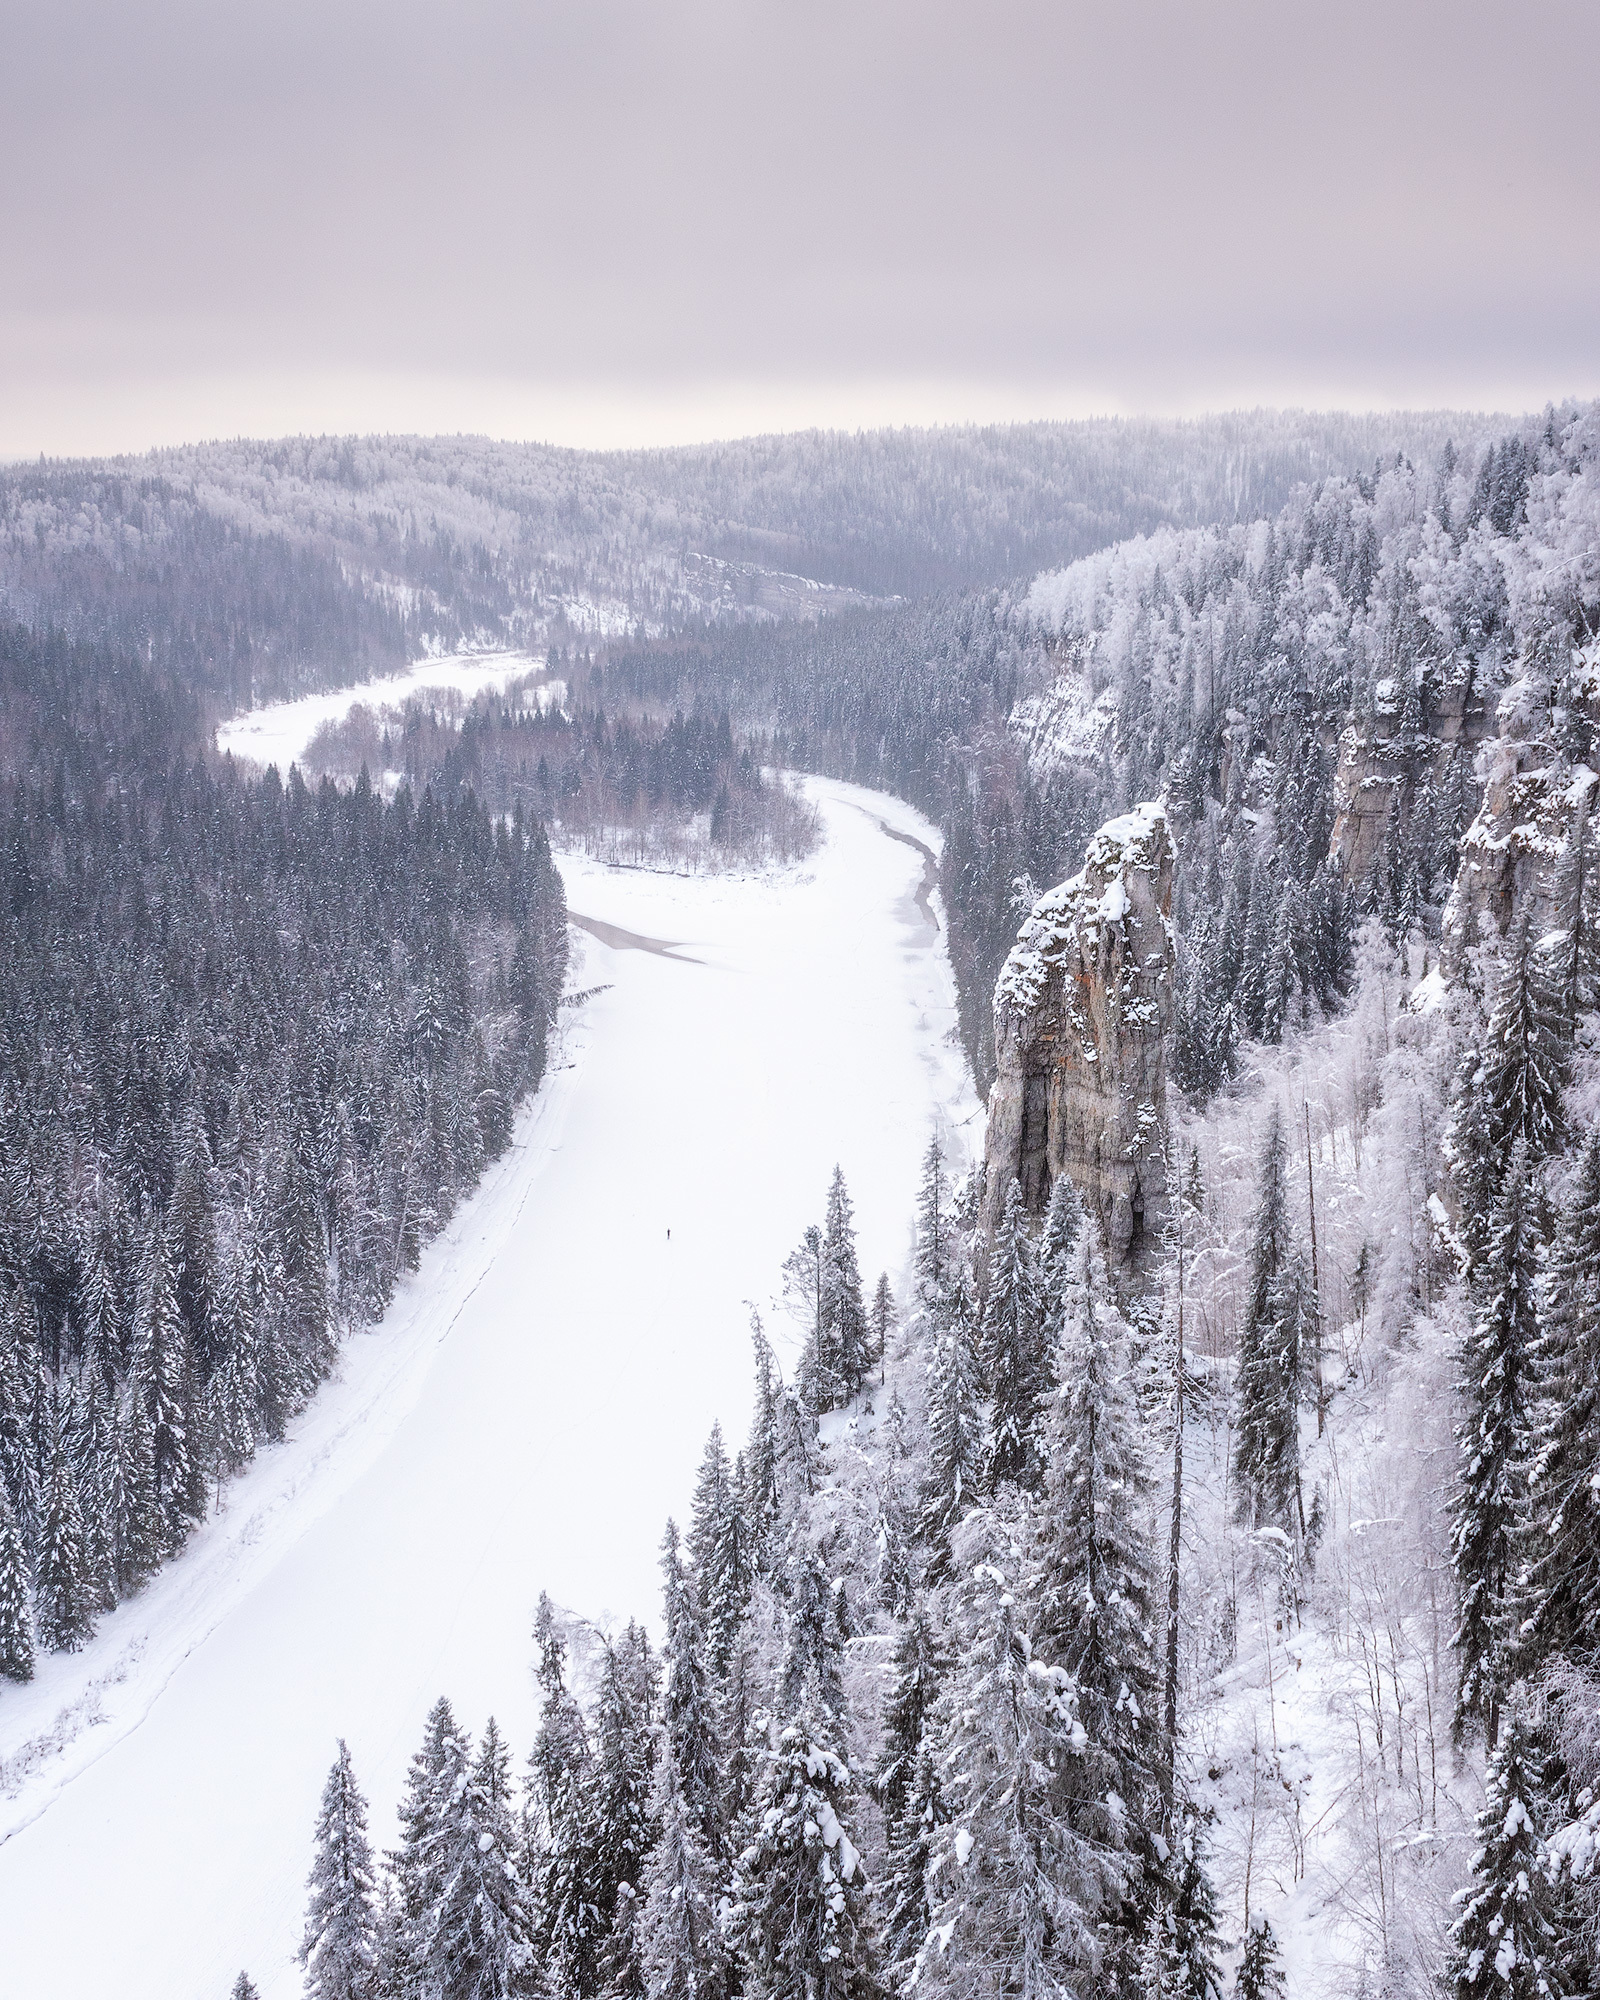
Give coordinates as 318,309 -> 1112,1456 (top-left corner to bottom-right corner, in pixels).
0,772 -> 978,1999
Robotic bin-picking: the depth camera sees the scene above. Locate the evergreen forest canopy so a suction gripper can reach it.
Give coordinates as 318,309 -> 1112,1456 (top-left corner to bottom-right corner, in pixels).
0,622 -> 567,1652
0,410 -> 1498,711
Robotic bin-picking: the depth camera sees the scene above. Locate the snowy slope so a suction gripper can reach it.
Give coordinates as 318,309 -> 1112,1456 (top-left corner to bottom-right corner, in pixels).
0,778 -> 978,2000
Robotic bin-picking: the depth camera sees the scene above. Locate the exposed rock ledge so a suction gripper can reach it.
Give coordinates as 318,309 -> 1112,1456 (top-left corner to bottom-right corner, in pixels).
980,799 -> 1176,1273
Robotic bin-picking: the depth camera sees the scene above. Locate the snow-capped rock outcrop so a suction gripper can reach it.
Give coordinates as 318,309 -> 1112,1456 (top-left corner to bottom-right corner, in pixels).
1443,641 -> 1600,961
980,799 -> 1176,1273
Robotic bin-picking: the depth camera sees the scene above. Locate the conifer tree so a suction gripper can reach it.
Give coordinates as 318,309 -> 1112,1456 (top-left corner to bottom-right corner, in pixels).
1162,1805 -> 1224,2000
687,1425 -> 750,1678
660,1522 -> 723,1857
1523,1131 -> 1600,1664
390,1696 -> 472,1982
1479,917 -> 1568,1168
870,1274 -> 895,1382
982,1179 -> 1050,1494
1452,1143 -> 1542,1745
528,1600 -> 601,1997
728,1595 -> 882,2000
0,1486 -> 33,1682
301,1740 -> 379,2000
78,1375 -> 118,1614
922,1533 -> 1127,2000
743,1318 -> 782,1573
875,1599 -> 946,1983
205,1254 -> 258,1481
424,1718 -> 531,2000
232,1975 -> 262,2000
35,1397 -> 93,1652
592,1639 -> 658,2000
822,1167 -> 871,1401
785,1224 -> 833,1414
875,1600 -> 945,1835
1231,1108 -> 1306,1539
919,1278 -> 984,1581
914,1137 -> 950,1307
1444,1708 -> 1563,2000
136,1226 -> 203,1552
111,1386 -> 162,1597
637,1750 -> 732,2000
1233,1917 -> 1286,2000
1033,1233 -> 1160,1823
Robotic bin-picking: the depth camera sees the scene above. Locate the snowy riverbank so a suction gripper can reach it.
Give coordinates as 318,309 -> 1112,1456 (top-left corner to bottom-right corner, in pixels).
0,777 -> 978,2000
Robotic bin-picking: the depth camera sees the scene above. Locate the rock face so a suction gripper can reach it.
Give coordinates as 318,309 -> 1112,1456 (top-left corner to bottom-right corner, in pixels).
980,800 -> 1176,1274
1331,669 -> 1490,886
1444,645 -> 1600,962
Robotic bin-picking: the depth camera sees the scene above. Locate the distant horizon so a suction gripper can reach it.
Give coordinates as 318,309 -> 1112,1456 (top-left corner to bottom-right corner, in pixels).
2,388 -> 1581,469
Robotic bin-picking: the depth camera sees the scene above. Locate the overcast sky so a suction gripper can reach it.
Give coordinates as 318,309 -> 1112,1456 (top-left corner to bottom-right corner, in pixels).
3,0 -> 1596,457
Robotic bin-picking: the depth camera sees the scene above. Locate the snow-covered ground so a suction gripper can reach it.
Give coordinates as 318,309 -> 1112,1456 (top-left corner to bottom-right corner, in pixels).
215,649 -> 543,772
0,778 -> 979,2000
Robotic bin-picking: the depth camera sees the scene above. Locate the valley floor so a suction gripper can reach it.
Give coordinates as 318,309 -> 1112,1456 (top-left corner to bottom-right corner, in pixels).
0,778 -> 978,2000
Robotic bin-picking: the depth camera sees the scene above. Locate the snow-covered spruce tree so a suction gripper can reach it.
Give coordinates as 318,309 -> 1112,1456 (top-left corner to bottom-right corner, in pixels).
34,1394 -> 93,1652
881,1735 -> 943,1986
1231,1108 -> 1307,1541
785,1223 -> 833,1414
300,1739 -> 379,2000
592,1635 -> 659,2000
822,1167 -> 871,1402
1232,1917 -> 1286,2000
638,1748 -> 732,2000
1038,1171 -> 1084,1317
1453,1142 -> 1543,1746
870,1275 -> 896,1382
875,1599 -> 947,1983
1161,1805 -> 1224,2000
1523,1129 -> 1600,1668
914,1136 -> 950,1308
875,1598 -> 945,1834
421,1718 -> 532,2000
661,1521 -> 725,1858
1481,916 -> 1569,1170
1444,1706 -> 1564,2000
232,1974 -> 261,2000
135,1225 -> 204,1553
77,1374 -> 118,1614
727,1546 -> 883,2000
527,1599 -> 602,1997
921,1514 -> 1128,2000
687,1424 -> 752,1679
389,1696 -> 473,1984
1031,1230 -> 1161,1984
982,1178 -> 1051,1495
204,1253 -> 257,1482
0,1486 -> 33,1681
919,1275 -> 985,1583
0,1296 -> 40,1553
1551,797 -> 1600,1030
743,1318 -> 782,1575
110,1386 -> 162,1597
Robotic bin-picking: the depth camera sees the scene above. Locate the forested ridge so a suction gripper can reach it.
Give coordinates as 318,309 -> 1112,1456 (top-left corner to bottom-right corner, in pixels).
0,622 -> 567,1657
0,412 -> 1494,711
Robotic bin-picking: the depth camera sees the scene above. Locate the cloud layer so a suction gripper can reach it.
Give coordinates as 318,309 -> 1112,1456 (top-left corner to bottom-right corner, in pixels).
4,0 -> 1597,451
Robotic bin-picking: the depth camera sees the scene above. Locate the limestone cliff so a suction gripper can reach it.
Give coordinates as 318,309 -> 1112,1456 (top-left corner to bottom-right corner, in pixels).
1444,643 -> 1600,961
980,799 -> 1176,1272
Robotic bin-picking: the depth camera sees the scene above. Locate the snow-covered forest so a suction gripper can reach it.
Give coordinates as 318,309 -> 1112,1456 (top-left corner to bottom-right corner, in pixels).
4,402 -> 1600,2000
